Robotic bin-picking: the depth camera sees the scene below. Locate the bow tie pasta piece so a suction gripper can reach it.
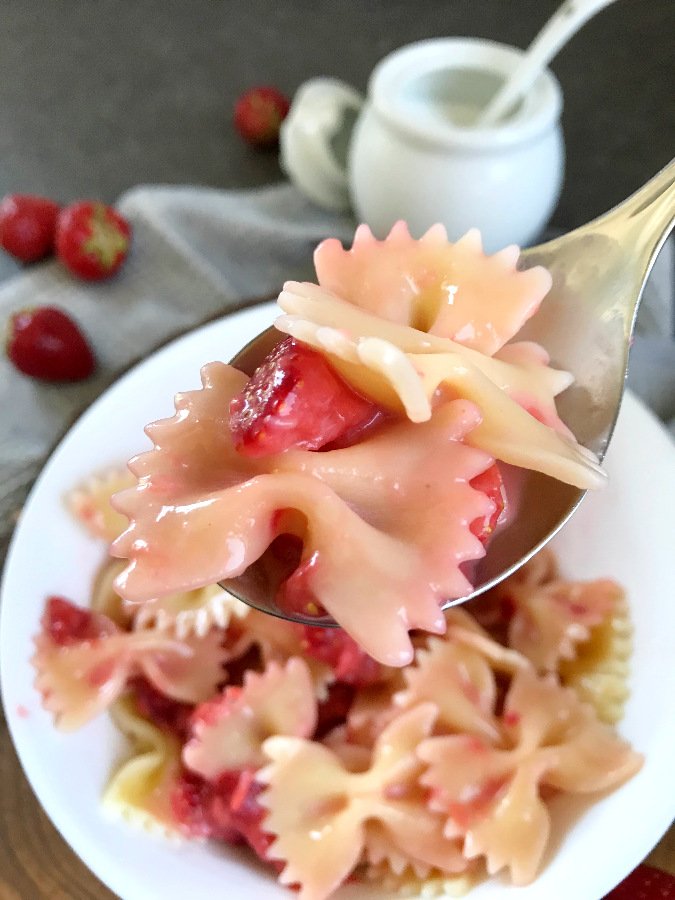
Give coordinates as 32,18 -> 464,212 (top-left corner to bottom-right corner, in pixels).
347,672 -> 406,747
103,696 -> 183,838
472,555 -> 626,677
394,635 -> 501,743
260,704 -> 466,900
67,467 -> 137,542
362,859 -> 479,898
313,222 -> 551,355
276,287 -> 604,490
418,668 -> 643,885
183,658 -> 317,779
278,282 -> 573,433
111,361 -> 494,666
504,577 -> 622,672
134,584 -> 250,639
559,589 -> 633,724
229,610 -> 333,699
363,821 -> 435,878
32,597 -> 230,729
141,628 -> 229,704
90,559 -> 133,628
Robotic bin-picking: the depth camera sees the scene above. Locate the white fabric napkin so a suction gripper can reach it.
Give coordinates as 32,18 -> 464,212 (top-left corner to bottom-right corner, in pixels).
0,183 -> 672,563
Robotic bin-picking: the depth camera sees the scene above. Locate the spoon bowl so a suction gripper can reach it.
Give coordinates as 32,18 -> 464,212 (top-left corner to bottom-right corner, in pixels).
221,160 -> 675,621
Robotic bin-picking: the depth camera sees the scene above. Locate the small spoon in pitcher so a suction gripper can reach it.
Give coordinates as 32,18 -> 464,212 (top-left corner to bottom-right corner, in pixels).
477,0 -> 617,126
220,160 -> 675,625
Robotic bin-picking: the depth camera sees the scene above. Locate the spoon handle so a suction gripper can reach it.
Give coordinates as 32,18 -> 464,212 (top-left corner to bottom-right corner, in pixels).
603,156 -> 675,236
478,0 -> 617,126
594,157 -> 675,315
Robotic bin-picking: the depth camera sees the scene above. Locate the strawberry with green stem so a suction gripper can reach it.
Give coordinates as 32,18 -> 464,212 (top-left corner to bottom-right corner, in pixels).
56,201 -> 131,281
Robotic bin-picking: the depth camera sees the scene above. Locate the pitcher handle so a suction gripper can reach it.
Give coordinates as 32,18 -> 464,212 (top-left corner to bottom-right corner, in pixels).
280,78 -> 364,211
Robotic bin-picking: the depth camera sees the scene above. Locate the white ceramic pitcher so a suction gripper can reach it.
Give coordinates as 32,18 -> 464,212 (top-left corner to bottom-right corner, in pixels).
281,38 -> 565,251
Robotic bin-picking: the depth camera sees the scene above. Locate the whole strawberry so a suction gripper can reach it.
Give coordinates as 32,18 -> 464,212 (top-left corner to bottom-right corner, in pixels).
0,194 -> 60,263
234,86 -> 290,147
605,864 -> 675,899
6,306 -> 96,381
56,201 -> 131,281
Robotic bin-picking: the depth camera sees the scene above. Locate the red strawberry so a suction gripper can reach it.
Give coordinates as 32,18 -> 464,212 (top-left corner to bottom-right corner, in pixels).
276,550 -> 328,619
315,682 -> 356,739
299,624 -> 384,687
6,306 -> 96,381
470,463 -> 507,544
171,769 -> 241,842
0,194 -> 60,262
171,768 -> 274,862
234,86 -> 290,147
130,676 -> 194,741
55,201 -> 131,281
230,337 -> 379,457
41,596 -> 113,646
605,864 -> 675,899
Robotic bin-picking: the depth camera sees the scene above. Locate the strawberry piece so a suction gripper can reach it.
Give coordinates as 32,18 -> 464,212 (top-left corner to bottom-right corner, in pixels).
605,864 -> 675,899
230,337 -> 378,458
234,86 -> 290,147
276,551 -> 328,619
171,767 -> 274,862
171,769 -> 241,842
226,768 -> 275,862
55,201 -> 131,281
315,682 -> 356,739
470,463 -> 507,545
300,624 -> 383,687
130,676 -> 194,741
0,194 -> 60,262
41,596 -> 111,646
6,306 -> 96,381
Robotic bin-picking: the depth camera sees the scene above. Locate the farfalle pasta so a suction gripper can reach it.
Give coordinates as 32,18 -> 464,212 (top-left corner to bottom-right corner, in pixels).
31,524 -> 642,897
33,473 -> 642,899
110,223 -> 605,667
32,224 -> 643,899
104,696 -> 183,838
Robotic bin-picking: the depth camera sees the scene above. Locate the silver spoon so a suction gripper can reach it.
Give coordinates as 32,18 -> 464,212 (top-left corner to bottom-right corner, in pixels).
221,160 -> 675,625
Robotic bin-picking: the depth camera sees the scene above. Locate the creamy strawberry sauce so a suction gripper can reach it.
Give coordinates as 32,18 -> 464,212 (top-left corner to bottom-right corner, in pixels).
112,222 -> 603,667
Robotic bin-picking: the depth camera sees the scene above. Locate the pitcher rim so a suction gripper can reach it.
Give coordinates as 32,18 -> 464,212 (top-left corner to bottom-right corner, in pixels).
369,37 -> 563,151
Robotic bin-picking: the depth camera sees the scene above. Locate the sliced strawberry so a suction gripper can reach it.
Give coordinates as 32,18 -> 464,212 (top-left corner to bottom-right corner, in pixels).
470,463 -> 507,545
315,682 -> 356,739
604,864 -> 675,899
171,769 -> 240,842
171,767 -> 274,862
276,551 -> 328,619
229,337 -> 379,458
226,768 -> 275,862
41,595 -> 113,646
300,624 -> 383,687
130,676 -> 193,741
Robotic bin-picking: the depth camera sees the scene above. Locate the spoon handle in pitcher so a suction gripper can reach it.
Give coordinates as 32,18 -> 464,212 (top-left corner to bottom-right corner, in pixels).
479,0 -> 618,126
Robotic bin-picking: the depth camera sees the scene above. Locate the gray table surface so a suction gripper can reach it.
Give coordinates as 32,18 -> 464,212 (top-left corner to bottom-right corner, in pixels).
0,0 -> 673,287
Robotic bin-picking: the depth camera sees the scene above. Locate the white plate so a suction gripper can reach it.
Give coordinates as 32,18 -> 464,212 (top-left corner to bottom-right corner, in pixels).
2,302 -> 675,900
